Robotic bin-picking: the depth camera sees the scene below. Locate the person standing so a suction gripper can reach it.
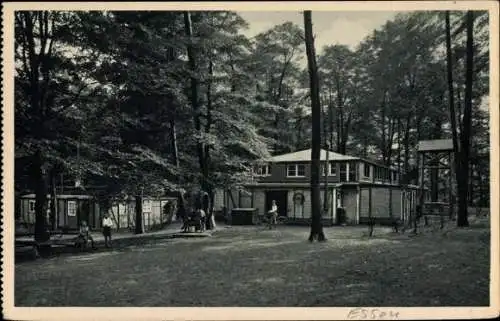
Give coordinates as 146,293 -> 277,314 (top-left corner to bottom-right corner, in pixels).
197,208 -> 206,232
102,213 -> 113,248
268,200 -> 278,229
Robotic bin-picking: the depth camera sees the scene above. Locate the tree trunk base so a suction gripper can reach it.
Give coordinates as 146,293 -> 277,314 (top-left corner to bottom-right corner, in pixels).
308,231 -> 327,242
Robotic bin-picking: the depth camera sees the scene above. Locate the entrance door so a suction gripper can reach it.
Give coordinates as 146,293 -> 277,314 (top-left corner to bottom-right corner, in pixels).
265,190 -> 288,217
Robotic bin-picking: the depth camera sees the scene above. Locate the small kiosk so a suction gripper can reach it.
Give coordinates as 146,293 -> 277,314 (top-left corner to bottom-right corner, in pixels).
417,139 -> 455,229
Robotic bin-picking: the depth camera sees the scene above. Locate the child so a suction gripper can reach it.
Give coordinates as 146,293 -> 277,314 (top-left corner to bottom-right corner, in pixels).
77,220 -> 95,249
197,208 -> 206,232
102,214 -> 113,248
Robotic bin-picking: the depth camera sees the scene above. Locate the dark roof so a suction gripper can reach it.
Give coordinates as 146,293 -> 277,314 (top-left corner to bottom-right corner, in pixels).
266,149 -> 397,170
418,139 -> 454,152
267,149 -> 358,162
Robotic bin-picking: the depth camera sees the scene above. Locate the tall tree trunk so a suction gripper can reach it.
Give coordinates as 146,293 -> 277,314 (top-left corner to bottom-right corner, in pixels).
33,150 -> 48,242
445,11 -> 462,224
336,76 -> 345,154
135,193 -> 144,234
184,11 -> 206,186
204,59 -> 215,230
184,11 -> 213,223
166,45 -> 180,169
295,116 -> 303,150
304,10 -> 326,242
397,118 -> 402,183
430,120 -> 442,202
468,160 -> 474,206
402,113 -> 412,176
49,168 -> 58,230
169,116 -> 180,168
457,11 -> 475,227
328,88 -> 334,153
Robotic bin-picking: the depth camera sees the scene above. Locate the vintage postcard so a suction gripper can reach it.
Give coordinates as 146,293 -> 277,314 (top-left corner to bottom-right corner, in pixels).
2,1 -> 499,320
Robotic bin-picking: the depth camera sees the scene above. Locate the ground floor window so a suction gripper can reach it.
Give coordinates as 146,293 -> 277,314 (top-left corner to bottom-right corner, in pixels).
28,200 -> 35,213
67,200 -> 77,217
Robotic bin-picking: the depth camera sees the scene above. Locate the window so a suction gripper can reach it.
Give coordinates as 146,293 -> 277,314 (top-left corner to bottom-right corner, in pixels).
392,171 -> 398,183
339,163 -> 347,181
255,165 -> 271,176
364,163 -> 371,177
29,200 -> 35,213
67,201 -> 77,217
374,166 -> 389,181
349,162 -> 357,181
287,164 -> 305,177
329,162 -> 337,176
320,163 -> 335,176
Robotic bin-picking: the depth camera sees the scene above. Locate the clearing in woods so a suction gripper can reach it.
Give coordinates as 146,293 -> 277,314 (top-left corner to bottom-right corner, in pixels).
15,217 -> 490,306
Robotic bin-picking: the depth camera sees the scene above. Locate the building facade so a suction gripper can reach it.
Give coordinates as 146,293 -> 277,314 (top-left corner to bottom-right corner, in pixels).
18,193 -> 177,231
214,149 -> 421,225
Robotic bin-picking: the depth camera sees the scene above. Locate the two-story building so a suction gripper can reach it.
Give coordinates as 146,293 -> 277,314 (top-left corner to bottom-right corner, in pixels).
214,148 -> 421,226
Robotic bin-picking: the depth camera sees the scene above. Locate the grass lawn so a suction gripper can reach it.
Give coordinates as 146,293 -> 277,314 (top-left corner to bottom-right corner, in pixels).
15,219 -> 490,307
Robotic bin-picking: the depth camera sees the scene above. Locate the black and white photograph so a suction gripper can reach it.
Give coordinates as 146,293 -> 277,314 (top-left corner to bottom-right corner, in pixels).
2,1 -> 499,320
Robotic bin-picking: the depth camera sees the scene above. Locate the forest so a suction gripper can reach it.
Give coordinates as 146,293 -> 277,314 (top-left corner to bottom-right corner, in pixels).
14,10 -> 490,240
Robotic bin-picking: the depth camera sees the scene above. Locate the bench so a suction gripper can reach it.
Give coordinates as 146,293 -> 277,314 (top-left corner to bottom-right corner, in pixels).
15,227 -> 94,258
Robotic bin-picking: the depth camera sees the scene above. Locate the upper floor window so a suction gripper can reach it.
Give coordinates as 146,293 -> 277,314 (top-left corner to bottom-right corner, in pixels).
374,167 -> 382,181
392,171 -> 398,183
254,165 -> 271,176
328,162 -> 337,176
349,162 -> 357,181
364,163 -> 371,177
339,163 -> 347,181
287,164 -> 306,177
320,162 -> 337,176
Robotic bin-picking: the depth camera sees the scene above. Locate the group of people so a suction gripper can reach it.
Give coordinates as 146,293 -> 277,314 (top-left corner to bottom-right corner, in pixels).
75,213 -> 114,249
177,191 -> 216,233
181,208 -> 207,232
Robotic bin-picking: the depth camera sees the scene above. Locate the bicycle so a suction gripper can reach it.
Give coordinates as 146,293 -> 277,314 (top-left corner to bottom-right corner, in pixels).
256,213 -> 288,229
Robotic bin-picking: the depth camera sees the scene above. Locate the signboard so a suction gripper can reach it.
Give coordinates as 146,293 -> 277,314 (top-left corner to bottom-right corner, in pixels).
142,200 -> 152,213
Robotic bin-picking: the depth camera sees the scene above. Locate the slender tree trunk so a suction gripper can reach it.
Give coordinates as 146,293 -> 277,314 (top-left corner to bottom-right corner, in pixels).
184,11 -> 206,185
304,10 -> 326,242
184,11 -> 214,225
445,11 -> 463,225
166,39 -> 180,169
135,194 -> 144,234
457,11 -> 475,227
50,168 -> 58,230
336,77 -> 345,155
295,116 -> 303,150
328,88 -> 334,153
169,116 -> 180,168
468,160 -> 474,206
33,150 -> 48,242
430,121 -> 442,202
403,114 -> 411,175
